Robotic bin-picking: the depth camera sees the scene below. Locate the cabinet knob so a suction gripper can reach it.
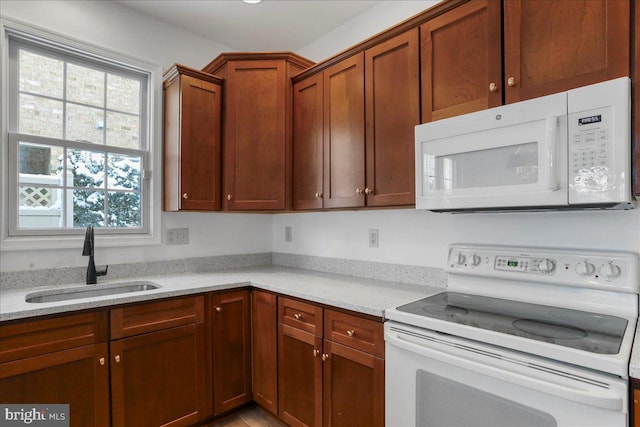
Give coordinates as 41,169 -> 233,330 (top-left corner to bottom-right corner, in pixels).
346,329 -> 355,337
315,192 -> 323,198
215,306 -> 222,312
364,187 -> 373,195
489,82 -> 498,92
227,194 -> 233,201
356,187 -> 364,195
182,193 -> 188,200
313,349 -> 320,357
99,357 -> 105,366
115,355 -> 121,363
293,313 -> 302,320
507,77 -> 516,87
321,353 -> 329,361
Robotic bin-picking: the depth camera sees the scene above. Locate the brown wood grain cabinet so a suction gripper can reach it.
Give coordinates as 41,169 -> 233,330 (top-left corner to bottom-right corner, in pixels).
211,290 -> 252,415
0,311 -> 110,427
163,64 -> 223,211
203,53 -> 314,211
251,290 -> 278,415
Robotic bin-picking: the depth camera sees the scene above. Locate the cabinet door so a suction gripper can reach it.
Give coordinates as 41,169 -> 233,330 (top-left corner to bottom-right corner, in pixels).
0,343 -> 110,427
212,290 -> 252,415
278,324 -> 323,427
293,73 -> 324,210
420,0 -> 502,122
503,0 -> 630,104
110,324 -> 207,427
252,291 -> 278,415
224,60 -> 287,210
323,54 -> 365,209
365,29 -> 420,206
322,340 -> 384,427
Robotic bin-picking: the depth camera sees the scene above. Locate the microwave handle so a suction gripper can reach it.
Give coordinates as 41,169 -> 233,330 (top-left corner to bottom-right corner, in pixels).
545,116 -> 559,191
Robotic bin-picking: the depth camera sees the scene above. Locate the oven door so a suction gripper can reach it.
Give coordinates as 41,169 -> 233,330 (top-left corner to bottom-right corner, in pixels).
415,92 -> 568,211
385,322 -> 628,427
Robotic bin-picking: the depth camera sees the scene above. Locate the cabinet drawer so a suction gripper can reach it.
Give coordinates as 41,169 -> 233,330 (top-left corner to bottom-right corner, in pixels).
324,309 -> 384,357
111,295 -> 204,339
278,297 -> 323,336
0,311 -> 108,363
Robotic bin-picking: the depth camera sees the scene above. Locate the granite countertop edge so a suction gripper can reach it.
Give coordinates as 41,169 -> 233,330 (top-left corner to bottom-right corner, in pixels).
0,266 -> 443,322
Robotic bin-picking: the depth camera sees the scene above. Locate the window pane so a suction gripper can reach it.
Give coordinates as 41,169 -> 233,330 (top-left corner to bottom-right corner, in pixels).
18,142 -> 64,184
19,94 -> 63,138
107,74 -> 140,113
106,112 -> 139,148
71,189 -> 105,227
107,154 -> 141,190
66,63 -> 105,107
107,191 -> 141,227
19,185 -> 64,228
65,103 -> 105,144
19,49 -> 63,98
67,149 -> 105,188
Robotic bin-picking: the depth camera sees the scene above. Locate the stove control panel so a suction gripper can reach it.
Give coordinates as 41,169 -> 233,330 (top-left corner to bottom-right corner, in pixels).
447,244 -> 639,294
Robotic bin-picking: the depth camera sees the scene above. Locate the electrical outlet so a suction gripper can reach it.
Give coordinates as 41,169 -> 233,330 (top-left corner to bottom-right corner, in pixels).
285,226 -> 293,243
167,228 -> 189,245
369,229 -> 379,248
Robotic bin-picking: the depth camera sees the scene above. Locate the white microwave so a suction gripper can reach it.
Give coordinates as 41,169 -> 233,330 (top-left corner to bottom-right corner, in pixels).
415,77 -> 632,212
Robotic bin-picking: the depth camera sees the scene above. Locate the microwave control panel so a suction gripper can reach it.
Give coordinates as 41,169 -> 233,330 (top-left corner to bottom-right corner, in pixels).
568,107 -> 612,176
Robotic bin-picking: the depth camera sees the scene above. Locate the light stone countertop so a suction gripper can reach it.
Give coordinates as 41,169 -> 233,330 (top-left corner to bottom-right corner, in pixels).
0,266 -> 443,322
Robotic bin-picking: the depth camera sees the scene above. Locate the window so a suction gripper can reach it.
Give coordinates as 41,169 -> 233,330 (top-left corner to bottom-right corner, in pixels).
5,29 -> 152,237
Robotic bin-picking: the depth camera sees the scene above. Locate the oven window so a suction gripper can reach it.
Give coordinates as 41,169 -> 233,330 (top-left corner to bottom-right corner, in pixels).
426,142 -> 538,191
416,370 -> 557,427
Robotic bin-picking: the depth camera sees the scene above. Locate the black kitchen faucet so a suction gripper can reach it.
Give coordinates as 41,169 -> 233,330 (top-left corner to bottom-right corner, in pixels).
82,226 -> 108,284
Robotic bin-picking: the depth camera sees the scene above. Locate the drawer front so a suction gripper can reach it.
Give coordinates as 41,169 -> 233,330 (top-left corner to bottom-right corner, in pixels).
0,311 -> 108,363
111,295 -> 204,339
324,309 -> 384,357
278,297 -> 323,336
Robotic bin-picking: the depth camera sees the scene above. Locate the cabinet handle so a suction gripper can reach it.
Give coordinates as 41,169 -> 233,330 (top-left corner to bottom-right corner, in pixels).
99,357 -> 105,366
315,192 -> 323,198
364,187 -> 373,195
356,187 -> 364,195
313,349 -> 320,357
346,329 -> 355,337
322,354 -> 329,361
293,313 -> 302,320
215,306 -> 222,312
507,77 -> 516,87
489,82 -> 498,92
182,192 -> 188,200
115,355 -> 121,363
227,194 -> 233,201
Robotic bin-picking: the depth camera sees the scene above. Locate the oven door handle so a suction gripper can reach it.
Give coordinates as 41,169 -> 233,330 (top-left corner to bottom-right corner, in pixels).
545,115 -> 559,191
387,330 -> 624,411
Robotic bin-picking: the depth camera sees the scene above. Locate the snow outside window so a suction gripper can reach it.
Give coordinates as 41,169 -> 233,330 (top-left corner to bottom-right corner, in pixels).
5,32 -> 152,237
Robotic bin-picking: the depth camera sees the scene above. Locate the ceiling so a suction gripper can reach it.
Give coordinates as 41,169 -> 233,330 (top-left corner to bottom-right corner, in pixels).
115,0 -> 382,52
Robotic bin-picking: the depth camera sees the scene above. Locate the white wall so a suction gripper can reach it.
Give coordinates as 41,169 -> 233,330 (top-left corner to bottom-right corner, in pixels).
0,1 -> 273,272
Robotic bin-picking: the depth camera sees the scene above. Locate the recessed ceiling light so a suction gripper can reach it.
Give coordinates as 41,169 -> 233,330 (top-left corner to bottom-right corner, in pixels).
242,0 -> 263,4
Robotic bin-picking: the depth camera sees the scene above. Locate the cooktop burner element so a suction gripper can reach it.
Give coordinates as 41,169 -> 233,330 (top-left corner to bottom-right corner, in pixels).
397,291 -> 627,354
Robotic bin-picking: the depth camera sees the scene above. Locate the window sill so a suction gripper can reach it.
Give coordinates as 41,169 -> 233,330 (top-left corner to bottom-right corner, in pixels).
0,232 -> 161,251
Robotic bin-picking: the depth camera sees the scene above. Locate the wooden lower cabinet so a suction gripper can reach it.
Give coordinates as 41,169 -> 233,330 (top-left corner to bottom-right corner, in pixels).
252,290 -> 278,414
211,290 -> 252,415
0,343 -> 110,427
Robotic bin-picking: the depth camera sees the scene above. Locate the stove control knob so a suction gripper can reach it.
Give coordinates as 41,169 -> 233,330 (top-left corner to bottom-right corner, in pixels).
576,260 -> 596,277
599,262 -> 622,280
452,253 -> 466,265
538,259 -> 555,273
470,254 -> 481,266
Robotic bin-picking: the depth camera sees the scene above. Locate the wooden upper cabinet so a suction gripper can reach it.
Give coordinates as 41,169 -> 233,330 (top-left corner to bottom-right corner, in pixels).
203,53 -> 314,211
365,29 -> 420,206
420,0 -> 502,122
503,0 -> 630,104
323,53 -> 366,209
293,73 -> 324,210
163,64 -> 222,211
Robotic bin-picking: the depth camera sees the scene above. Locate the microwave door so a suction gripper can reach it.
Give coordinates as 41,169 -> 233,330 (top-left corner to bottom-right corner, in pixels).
416,112 -> 568,210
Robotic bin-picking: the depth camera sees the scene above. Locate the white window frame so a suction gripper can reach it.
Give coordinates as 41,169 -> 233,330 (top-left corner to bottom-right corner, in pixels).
1,18 -> 162,250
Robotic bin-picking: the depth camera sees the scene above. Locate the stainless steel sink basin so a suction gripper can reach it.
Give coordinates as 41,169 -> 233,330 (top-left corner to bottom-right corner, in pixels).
25,281 -> 160,303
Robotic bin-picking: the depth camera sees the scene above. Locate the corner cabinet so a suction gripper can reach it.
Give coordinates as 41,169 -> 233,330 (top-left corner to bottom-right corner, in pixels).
251,290 -> 279,415
203,53 -> 314,211
163,64 -> 223,211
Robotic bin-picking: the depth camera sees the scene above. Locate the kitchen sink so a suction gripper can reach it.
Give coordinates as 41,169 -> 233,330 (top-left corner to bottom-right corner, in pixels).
25,281 -> 160,303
